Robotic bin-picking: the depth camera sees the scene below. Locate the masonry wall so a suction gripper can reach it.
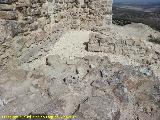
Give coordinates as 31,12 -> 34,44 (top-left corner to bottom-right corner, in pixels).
0,0 -> 113,68
49,0 -> 112,30
0,0 -> 112,33
0,0 -> 48,36
0,0 -> 47,20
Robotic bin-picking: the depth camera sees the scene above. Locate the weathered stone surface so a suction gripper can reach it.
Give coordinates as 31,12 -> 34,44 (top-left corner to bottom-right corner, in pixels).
0,4 -> 14,11
48,78 -> 70,99
0,20 -> 13,42
0,0 -> 15,4
0,52 -> 160,120
87,28 -> 160,78
49,0 -> 112,30
0,11 -> 17,20
75,95 -> 119,120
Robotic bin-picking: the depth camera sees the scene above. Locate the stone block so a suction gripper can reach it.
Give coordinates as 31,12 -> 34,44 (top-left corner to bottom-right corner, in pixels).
0,11 -> 17,20
0,4 -> 14,11
88,43 -> 101,52
0,0 -> 14,4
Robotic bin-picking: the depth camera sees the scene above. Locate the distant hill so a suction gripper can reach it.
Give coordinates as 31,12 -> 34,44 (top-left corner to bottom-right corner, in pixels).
113,1 -> 160,6
113,2 -> 160,31
113,0 -> 160,4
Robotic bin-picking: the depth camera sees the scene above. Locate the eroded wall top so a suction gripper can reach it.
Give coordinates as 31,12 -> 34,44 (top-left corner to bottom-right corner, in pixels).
0,0 -> 112,32
48,0 -> 112,30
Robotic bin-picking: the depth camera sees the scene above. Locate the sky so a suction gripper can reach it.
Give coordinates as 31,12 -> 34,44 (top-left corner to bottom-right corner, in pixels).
113,0 -> 160,3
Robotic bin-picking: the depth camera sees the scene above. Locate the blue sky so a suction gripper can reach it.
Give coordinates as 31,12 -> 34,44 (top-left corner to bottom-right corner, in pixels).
114,0 -> 160,3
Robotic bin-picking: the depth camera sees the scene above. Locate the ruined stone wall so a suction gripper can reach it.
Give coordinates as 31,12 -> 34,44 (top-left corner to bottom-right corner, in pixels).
48,0 -> 112,30
0,0 -> 47,20
0,0 -> 48,35
87,30 -> 160,67
0,0 -> 112,33
0,0 -> 50,69
0,0 -> 17,20
0,0 -> 113,69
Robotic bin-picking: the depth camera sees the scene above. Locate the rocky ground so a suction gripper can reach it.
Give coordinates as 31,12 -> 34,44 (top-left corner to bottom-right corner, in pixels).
0,19 -> 160,119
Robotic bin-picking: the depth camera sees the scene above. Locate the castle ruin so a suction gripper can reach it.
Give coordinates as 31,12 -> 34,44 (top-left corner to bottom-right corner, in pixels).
48,0 -> 112,30
0,0 -> 112,33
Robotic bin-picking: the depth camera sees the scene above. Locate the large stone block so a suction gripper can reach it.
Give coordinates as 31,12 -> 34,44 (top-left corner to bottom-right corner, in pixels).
0,0 -> 14,4
0,4 -> 14,11
0,11 -> 17,20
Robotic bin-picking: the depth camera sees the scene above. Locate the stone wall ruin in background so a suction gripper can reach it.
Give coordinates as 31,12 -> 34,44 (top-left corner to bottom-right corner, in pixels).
48,0 -> 113,30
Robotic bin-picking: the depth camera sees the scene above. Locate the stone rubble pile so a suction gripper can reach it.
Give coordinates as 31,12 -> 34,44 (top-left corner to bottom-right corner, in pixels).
87,27 -> 160,77
0,56 -> 159,120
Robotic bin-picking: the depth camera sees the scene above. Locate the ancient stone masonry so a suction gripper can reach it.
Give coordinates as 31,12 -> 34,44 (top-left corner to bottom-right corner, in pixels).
0,0 -> 48,35
0,0 -> 50,69
0,0 -> 113,69
0,0 -> 112,31
87,31 -> 160,66
0,0 -> 47,20
0,0 -> 17,20
48,0 -> 113,30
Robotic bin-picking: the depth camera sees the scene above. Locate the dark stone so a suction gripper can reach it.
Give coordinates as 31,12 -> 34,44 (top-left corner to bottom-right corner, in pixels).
0,0 -> 14,4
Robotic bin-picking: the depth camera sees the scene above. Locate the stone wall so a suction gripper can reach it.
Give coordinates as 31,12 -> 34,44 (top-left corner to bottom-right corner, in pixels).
0,1 -> 17,20
87,30 -> 160,67
0,0 -> 113,69
48,0 -> 112,30
0,0 -> 112,32
0,0 -> 47,20
0,0 -> 50,69
0,0 -> 48,35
